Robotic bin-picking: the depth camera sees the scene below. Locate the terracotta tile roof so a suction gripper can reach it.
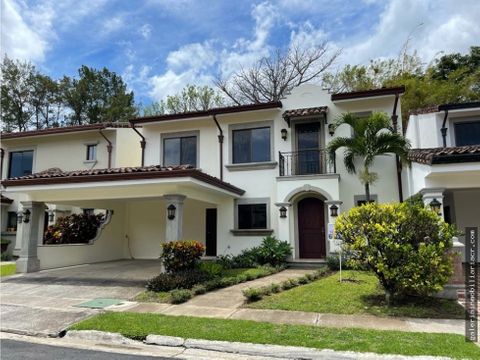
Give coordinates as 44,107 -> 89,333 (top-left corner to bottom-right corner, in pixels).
408,145 -> 480,165
1,195 -> 13,204
131,101 -> 282,124
410,101 -> 480,115
1,122 -> 132,140
331,86 -> 405,101
282,106 -> 328,125
1,165 -> 245,195
410,105 -> 439,115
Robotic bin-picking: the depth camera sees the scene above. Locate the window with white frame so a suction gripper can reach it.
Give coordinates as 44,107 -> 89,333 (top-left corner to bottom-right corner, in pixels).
86,144 -> 97,161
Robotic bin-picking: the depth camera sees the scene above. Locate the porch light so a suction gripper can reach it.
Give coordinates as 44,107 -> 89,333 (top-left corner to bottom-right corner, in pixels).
22,209 -> 31,223
48,211 -> 55,222
17,211 -> 23,223
281,128 -> 288,141
167,204 -> 176,220
328,124 -> 335,136
429,198 -> 441,215
279,206 -> 287,218
329,204 -> 339,217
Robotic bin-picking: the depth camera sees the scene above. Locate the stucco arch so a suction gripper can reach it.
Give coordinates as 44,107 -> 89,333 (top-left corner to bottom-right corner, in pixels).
283,184 -> 333,203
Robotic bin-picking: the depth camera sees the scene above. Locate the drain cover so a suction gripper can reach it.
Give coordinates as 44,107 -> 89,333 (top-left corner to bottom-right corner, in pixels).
75,298 -> 124,309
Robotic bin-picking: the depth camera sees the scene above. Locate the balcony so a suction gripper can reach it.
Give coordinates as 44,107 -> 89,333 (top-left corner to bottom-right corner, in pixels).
279,149 -> 335,176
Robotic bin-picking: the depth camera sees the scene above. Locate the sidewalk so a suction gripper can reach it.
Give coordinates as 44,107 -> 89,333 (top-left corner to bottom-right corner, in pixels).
108,268 -> 465,335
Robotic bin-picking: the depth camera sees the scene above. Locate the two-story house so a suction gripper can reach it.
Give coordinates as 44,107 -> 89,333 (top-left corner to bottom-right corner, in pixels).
403,101 -> 480,251
0,122 -> 141,260
2,84 -> 406,272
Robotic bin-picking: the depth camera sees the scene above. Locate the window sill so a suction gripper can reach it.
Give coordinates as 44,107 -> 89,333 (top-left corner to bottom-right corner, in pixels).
225,161 -> 277,171
83,160 -> 97,165
230,229 -> 274,236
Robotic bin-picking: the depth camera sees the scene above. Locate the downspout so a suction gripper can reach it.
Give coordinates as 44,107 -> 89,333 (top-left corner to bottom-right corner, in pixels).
391,93 -> 404,202
130,122 -> 146,167
98,129 -> 113,169
0,148 -> 4,179
212,114 -> 224,180
440,109 -> 449,147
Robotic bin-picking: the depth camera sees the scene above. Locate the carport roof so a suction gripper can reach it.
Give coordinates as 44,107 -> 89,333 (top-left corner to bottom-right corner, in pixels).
1,165 -> 245,195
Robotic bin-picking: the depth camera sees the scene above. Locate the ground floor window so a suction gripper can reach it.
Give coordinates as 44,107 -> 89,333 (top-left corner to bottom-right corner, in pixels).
235,198 -> 269,230
354,194 -> 378,206
6,211 -> 17,232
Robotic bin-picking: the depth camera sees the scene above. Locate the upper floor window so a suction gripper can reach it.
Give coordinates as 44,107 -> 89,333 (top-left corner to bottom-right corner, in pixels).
163,136 -> 197,167
8,150 -> 33,178
86,144 -> 97,161
454,120 -> 480,146
232,127 -> 270,164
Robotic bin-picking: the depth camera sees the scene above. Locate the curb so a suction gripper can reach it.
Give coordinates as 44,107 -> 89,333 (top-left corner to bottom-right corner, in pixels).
66,330 -> 452,360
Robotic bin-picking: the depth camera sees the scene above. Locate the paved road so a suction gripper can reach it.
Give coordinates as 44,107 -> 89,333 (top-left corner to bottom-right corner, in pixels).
1,339 -> 174,360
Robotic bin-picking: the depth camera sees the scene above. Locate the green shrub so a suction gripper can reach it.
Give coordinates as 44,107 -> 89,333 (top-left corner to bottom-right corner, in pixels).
305,273 -> 316,281
256,236 -> 292,266
1,252 -> 12,261
335,202 -> 456,303
43,213 -> 104,244
161,240 -> 205,273
170,289 -> 193,304
146,269 -> 211,292
243,288 -> 264,302
281,280 -> 295,290
204,278 -> 222,291
269,283 -> 281,293
298,276 -> 309,285
192,284 -> 207,295
198,261 -> 224,277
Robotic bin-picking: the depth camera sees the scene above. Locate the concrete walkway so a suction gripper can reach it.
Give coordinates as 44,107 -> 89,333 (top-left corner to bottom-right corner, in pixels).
108,269 -> 465,336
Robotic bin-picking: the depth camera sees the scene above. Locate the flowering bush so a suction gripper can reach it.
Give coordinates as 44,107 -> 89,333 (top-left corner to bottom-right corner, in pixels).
44,213 -> 104,244
161,240 -> 205,273
335,202 -> 456,303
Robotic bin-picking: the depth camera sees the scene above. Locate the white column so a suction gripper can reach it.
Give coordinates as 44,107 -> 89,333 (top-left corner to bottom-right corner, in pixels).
163,195 -> 186,242
16,201 -> 46,273
325,200 -> 342,255
421,188 -> 445,219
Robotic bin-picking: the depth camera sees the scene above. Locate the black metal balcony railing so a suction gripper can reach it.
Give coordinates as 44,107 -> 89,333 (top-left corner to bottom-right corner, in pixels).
279,149 -> 335,176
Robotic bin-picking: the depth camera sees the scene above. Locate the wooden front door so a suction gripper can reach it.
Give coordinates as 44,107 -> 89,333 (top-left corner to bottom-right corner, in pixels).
298,197 -> 325,258
205,208 -> 217,256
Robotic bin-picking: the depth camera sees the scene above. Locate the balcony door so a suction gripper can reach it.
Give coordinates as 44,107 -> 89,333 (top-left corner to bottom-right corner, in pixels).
295,122 -> 320,175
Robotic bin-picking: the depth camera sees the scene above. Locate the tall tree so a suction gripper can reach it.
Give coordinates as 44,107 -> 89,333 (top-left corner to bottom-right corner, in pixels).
30,74 -> 61,129
1,57 -> 36,132
216,44 -> 340,105
140,84 -> 225,116
327,112 -> 411,202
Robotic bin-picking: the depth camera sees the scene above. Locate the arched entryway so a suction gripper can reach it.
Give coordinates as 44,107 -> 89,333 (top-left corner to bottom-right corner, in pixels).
297,197 -> 326,258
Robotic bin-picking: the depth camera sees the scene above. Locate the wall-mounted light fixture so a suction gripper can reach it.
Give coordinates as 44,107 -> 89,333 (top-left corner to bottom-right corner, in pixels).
279,206 -> 287,218
329,204 -> 339,217
17,211 -> 23,223
328,124 -> 335,136
167,204 -> 176,220
22,209 -> 31,223
281,128 -> 288,141
48,211 -> 55,222
429,198 -> 441,215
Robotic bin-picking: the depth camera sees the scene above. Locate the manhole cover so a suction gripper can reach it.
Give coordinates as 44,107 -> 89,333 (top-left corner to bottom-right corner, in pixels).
74,298 -> 125,309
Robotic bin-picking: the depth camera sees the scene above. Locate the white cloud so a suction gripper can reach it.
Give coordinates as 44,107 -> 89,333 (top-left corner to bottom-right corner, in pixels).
166,42 -> 216,71
138,24 -> 152,39
101,15 -> 125,37
1,0 -> 52,62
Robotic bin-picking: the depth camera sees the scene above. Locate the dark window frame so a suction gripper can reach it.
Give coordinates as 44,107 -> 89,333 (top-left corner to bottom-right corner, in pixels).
232,126 -> 271,164
162,135 -> 198,167
86,144 -> 97,161
8,150 -> 34,178
454,120 -> 480,146
237,203 -> 267,230
7,211 -> 17,231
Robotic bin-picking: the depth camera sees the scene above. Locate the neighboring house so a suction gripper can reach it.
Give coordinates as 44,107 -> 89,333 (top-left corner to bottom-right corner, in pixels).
2,84 -> 406,272
403,101 -> 480,253
0,122 -> 142,259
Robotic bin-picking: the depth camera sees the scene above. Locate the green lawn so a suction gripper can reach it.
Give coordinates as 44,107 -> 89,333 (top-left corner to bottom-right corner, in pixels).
248,270 -> 465,319
135,267 -> 274,303
0,262 -> 16,277
71,312 -> 479,359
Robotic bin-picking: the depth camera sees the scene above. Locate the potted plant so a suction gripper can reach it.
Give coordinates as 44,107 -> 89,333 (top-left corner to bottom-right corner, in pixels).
1,239 -> 11,253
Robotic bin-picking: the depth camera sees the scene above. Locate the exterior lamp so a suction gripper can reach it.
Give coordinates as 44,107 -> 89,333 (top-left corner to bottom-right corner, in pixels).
48,211 -> 55,222
328,124 -> 335,136
279,206 -> 287,218
167,204 -> 176,220
22,209 -> 31,223
281,128 -> 288,141
429,198 -> 441,215
17,211 -> 23,223
329,204 -> 339,217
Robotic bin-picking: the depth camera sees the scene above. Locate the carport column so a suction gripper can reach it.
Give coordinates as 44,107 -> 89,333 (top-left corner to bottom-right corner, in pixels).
16,201 -> 46,273
421,188 -> 445,220
163,195 -> 186,241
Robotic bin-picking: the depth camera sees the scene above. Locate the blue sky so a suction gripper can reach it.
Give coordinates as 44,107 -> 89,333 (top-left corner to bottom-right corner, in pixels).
3,0 -> 480,105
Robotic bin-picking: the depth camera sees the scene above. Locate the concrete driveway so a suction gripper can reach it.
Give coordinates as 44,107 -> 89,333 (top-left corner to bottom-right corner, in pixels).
0,260 -> 161,336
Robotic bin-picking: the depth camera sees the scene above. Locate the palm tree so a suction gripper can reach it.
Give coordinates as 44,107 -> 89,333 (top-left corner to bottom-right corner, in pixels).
327,112 -> 411,202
